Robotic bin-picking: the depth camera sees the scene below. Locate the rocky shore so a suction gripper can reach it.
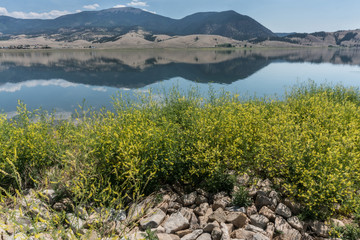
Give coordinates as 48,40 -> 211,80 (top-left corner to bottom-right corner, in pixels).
0,174 -> 352,240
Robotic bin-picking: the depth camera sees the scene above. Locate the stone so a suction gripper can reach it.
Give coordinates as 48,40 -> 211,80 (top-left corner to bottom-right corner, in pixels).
225,224 -> 233,235
75,207 -> 89,220
230,229 -> 254,239
266,222 -> 275,239
197,233 -> 212,240
213,192 -> 228,201
274,216 -> 301,240
225,206 -> 246,213
12,232 -> 27,240
140,208 -> 166,230
246,205 -> 258,217
283,199 -> 301,215
287,216 -> 303,231
220,222 -> 231,240
275,203 -> 292,219
259,206 -> 276,222
194,203 -> 209,216
198,208 -> 213,227
52,202 -> 67,212
81,230 -> 100,240
255,195 -> 273,210
225,212 -> 248,228
107,209 -> 126,222
245,224 -> 267,235
195,195 -> 208,205
189,212 -> 199,229
28,222 -> 48,234
168,202 -> 182,210
208,208 -> 227,223
159,202 -> 169,213
213,197 -> 231,211
329,218 -> 345,228
66,213 -> 85,233
253,232 -> 270,240
163,212 -> 189,234
196,189 -> 210,198
157,233 -> 180,240
182,192 -> 197,206
211,227 -> 222,240
41,189 -> 57,205
260,179 -> 273,188
250,214 -> 270,230
180,229 -> 203,240
157,225 -> 166,233
310,221 -> 330,238
180,208 -> 193,222
236,174 -> 250,186
248,186 -> 258,197
176,229 -> 193,237
203,221 -> 220,233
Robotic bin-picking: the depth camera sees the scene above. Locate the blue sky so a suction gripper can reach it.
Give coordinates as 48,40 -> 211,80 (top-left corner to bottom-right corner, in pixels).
0,0 -> 359,33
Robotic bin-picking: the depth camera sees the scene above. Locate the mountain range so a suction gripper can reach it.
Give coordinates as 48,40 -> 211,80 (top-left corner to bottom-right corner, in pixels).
0,7 -> 275,41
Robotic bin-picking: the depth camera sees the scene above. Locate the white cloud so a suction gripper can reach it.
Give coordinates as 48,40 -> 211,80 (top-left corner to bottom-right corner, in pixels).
0,79 -> 78,93
141,8 -> 156,14
83,4 -> 100,10
0,7 -> 70,19
127,0 -> 148,7
113,4 -> 126,8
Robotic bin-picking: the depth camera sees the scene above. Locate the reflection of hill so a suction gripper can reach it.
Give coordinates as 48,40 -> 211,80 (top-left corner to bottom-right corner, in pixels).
0,48 -> 359,89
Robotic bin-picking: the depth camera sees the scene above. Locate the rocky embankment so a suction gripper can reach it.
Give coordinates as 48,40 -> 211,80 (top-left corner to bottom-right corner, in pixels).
0,174 -> 349,240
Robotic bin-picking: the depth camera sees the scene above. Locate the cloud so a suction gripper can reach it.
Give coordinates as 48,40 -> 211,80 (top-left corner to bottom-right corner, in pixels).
83,4 -> 100,10
0,7 -> 70,19
0,79 -> 78,93
141,8 -> 156,14
127,0 -> 148,7
113,4 -> 126,8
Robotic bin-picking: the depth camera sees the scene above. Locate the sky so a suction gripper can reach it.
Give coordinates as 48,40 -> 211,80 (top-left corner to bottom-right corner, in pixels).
0,0 -> 359,33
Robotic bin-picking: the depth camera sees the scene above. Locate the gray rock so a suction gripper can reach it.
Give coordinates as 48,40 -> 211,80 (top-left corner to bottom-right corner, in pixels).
196,233 -> 212,240
28,222 -> 48,234
226,212 -> 248,228
253,232 -> 270,240
169,202 -> 182,210
213,197 -> 231,211
209,208 -> 227,223
52,202 -> 67,212
310,221 -> 330,238
189,212 -> 199,229
157,233 -> 179,240
66,213 -> 85,233
329,218 -> 345,228
250,214 -> 269,230
198,208 -> 213,227
259,206 -> 276,222
225,206 -> 246,213
41,189 -> 57,205
245,224 -> 267,235
180,229 -> 203,240
180,208 -> 193,222
176,229 -> 193,238
220,222 -> 231,240
265,222 -> 275,239
246,205 -> 258,217
255,195 -> 273,210
275,203 -> 292,219
163,212 -> 189,234
203,221 -> 220,233
287,216 -> 303,231
182,192 -> 197,206
230,229 -> 254,239
195,195 -> 208,205
213,192 -> 228,201
107,209 -> 126,222
236,173 -> 250,186
194,203 -> 209,216
274,216 -> 301,240
140,208 -> 166,229
211,227 -> 222,240
283,198 -> 301,215
248,186 -> 258,197
196,189 -> 210,198
12,232 -> 27,240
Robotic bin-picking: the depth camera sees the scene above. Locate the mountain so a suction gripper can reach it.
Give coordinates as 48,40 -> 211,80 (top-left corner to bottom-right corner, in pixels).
0,7 -> 275,40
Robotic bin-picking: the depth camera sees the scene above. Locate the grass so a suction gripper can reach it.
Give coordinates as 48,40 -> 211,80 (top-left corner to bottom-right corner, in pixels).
0,82 -> 360,222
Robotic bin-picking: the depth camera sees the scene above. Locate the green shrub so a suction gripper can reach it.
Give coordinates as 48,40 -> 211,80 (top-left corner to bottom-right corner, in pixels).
232,185 -> 252,207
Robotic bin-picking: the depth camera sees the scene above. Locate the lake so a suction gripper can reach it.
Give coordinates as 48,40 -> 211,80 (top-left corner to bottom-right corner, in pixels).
1,48 -> 360,117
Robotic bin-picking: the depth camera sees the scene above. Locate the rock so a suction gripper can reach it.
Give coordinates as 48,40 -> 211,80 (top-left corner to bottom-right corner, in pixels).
169,202 -> 182,210
75,207 -> 89,220
250,214 -> 270,230
246,205 -> 258,217
140,208 -> 166,230
220,222 -> 230,240
230,229 -> 254,239
189,212 -> 199,229
226,206 -> 246,213
259,206 -> 276,222
213,197 -> 231,211
176,229 -> 193,237
236,173 -> 250,186
225,224 -> 233,235
159,202 -> 169,213
287,216 -> 303,231
211,227 -> 222,240
195,195 -> 208,205
52,202 -> 67,212
253,232 -> 270,240
203,221 -> 220,233
180,229 -> 203,240
180,208 -> 193,222
226,212 -> 248,228
81,230 -> 100,240
283,199 -> 301,215
208,208 -> 227,223
182,192 -> 197,206
28,222 -> 48,234
275,203 -> 292,219
12,232 -> 27,240
196,189 -> 210,198
198,208 -> 213,227
255,195 -> 273,210
213,192 -> 228,201
66,213 -> 85,233
245,224 -> 267,235
197,233 -> 212,240
157,233 -> 180,240
41,189 -> 57,205
157,225 -> 166,233
266,222 -> 275,239
310,221 -> 330,238
194,203 -> 209,216
260,179 -> 273,188
107,209 -> 126,222
269,191 -> 280,202
248,186 -> 258,197
329,218 -> 345,228
274,216 -> 301,240
163,212 -> 189,234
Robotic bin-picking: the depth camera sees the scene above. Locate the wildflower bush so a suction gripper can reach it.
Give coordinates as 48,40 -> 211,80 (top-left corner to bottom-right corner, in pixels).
1,82 -> 360,219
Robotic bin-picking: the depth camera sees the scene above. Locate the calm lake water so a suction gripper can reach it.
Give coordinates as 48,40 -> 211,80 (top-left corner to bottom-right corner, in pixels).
1,48 -> 360,117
